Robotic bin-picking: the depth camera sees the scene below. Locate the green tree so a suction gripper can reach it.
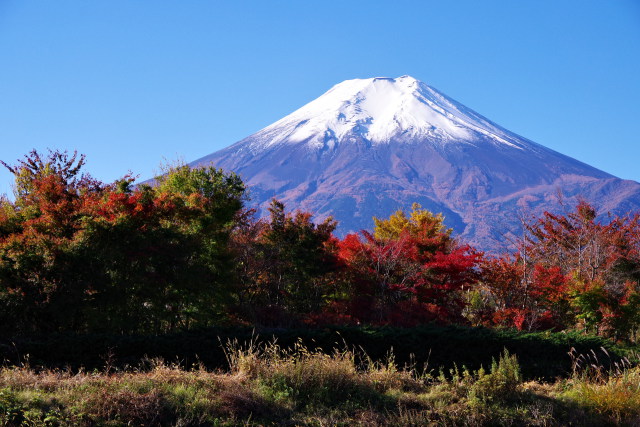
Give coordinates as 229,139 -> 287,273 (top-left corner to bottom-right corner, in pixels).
231,199 -> 338,325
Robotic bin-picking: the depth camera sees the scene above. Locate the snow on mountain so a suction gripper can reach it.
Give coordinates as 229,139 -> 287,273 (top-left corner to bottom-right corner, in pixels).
189,76 -> 640,251
243,76 -> 526,151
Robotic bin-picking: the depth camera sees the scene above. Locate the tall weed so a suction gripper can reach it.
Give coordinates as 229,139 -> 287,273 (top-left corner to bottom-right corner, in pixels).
564,347 -> 640,423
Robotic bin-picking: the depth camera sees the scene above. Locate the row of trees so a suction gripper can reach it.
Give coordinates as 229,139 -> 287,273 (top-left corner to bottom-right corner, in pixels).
231,201 -> 481,328
475,201 -> 640,340
2,150 -> 640,341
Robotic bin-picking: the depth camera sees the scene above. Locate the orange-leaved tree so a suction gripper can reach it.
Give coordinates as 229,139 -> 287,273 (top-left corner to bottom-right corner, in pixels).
0,151 -> 245,334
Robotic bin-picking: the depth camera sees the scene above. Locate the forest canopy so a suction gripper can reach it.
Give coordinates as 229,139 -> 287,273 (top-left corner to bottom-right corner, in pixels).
2,150 -> 640,342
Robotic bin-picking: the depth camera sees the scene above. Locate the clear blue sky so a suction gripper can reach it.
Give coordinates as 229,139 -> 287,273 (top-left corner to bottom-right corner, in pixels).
1,1 -> 639,198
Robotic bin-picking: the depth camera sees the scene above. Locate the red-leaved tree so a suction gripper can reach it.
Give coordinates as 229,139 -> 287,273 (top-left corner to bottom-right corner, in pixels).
334,204 -> 482,326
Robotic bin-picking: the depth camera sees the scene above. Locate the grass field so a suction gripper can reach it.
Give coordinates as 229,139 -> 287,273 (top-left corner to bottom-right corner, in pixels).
2,339 -> 639,426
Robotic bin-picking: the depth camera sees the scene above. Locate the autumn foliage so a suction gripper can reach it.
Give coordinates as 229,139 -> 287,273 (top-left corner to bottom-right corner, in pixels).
229,199 -> 339,326
2,150 -> 640,342
332,204 -> 482,326
477,201 -> 640,340
0,150 -> 245,334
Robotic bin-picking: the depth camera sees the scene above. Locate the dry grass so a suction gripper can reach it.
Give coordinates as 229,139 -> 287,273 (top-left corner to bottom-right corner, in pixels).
0,361 -> 274,425
562,365 -> 640,424
0,341 -> 638,426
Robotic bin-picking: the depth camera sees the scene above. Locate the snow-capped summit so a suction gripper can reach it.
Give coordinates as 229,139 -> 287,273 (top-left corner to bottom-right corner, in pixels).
248,75 -> 521,151
189,76 -> 640,251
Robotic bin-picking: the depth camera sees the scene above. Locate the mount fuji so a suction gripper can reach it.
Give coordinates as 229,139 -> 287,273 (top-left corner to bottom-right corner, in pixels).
189,76 -> 640,250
